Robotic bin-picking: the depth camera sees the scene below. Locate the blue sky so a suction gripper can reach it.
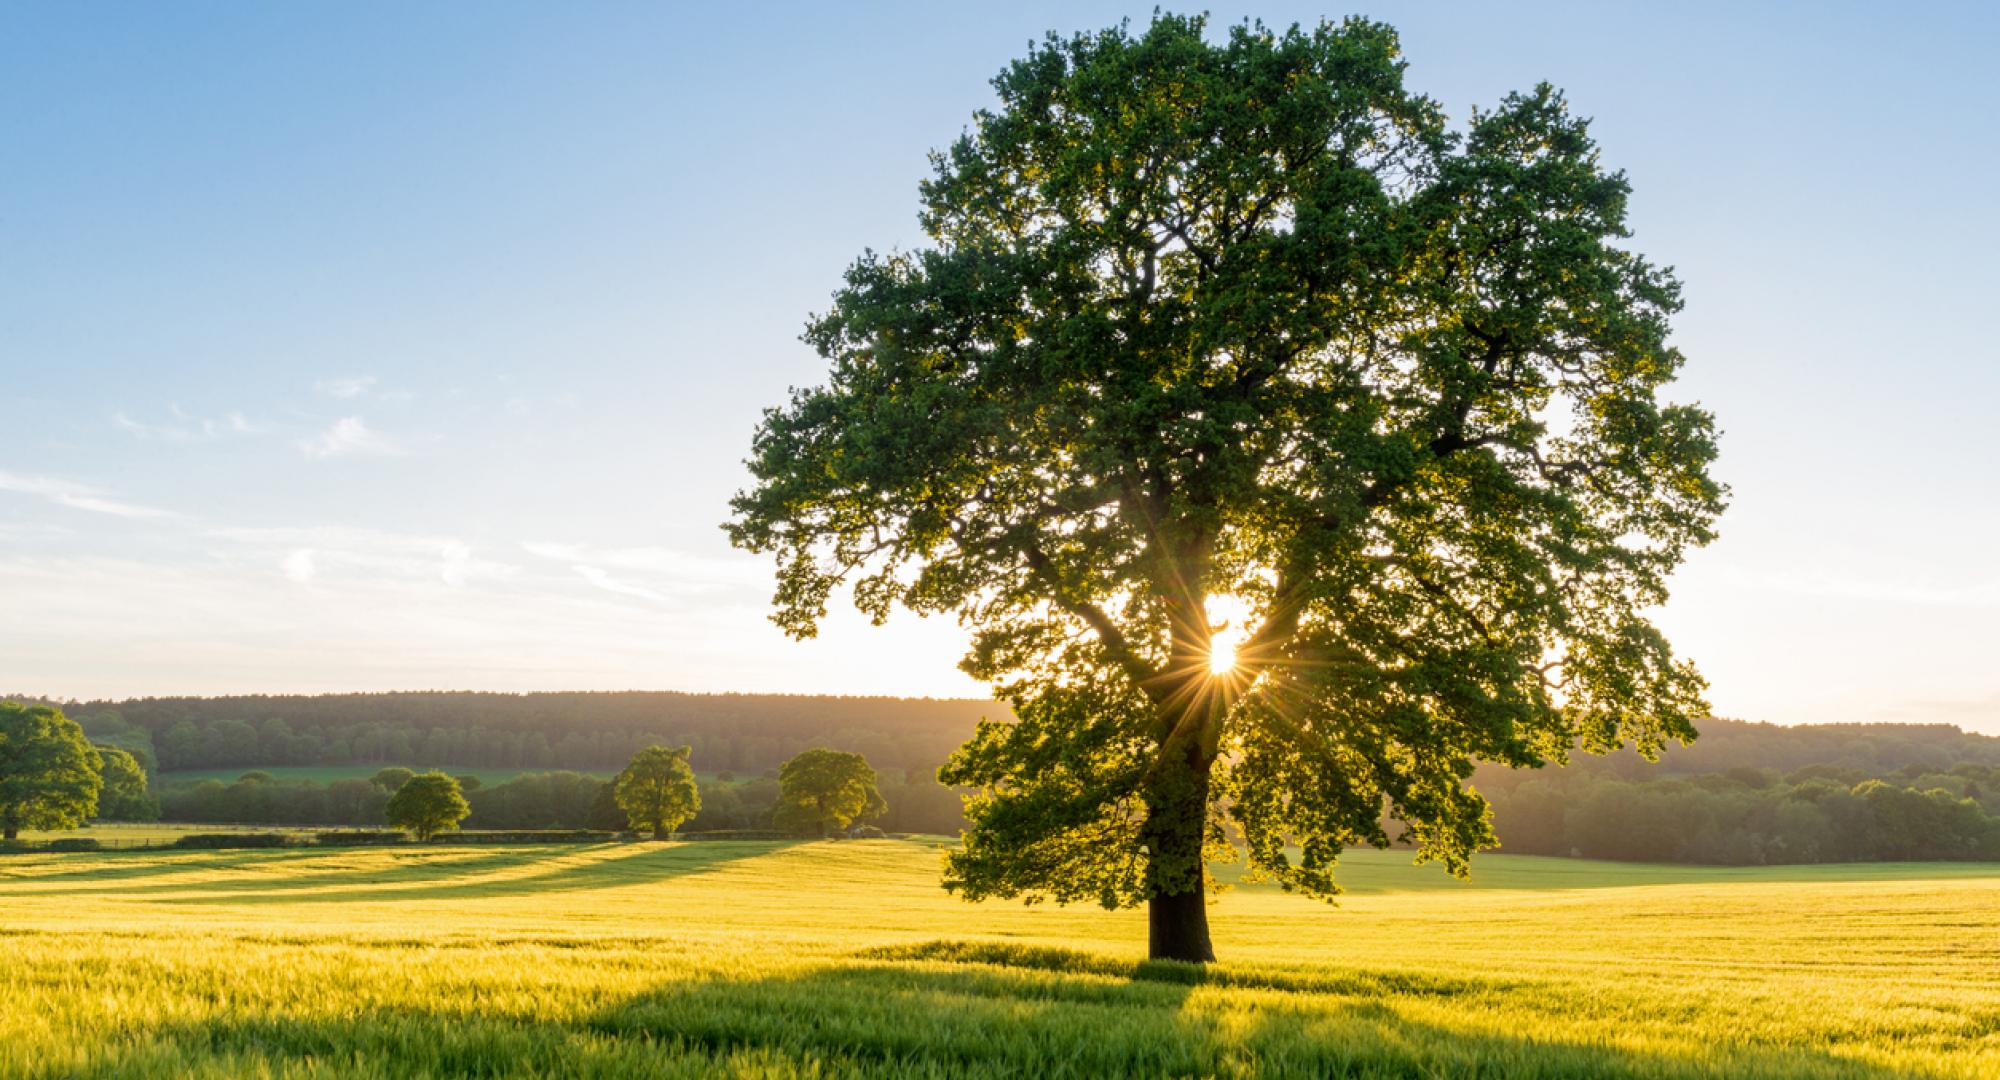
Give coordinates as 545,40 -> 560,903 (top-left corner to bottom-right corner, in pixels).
2,2 -> 1996,731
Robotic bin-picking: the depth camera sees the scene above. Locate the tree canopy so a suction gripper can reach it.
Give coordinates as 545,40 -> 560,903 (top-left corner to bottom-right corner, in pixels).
728,14 -> 1723,961
384,772 -> 470,841
0,701 -> 104,840
773,749 -> 886,837
613,744 -> 702,839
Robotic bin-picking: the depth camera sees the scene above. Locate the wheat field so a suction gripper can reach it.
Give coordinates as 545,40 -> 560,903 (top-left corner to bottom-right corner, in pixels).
3,840 -> 1995,1078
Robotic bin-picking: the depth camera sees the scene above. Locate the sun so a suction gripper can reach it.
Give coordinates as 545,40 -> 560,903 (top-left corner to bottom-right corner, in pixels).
1208,625 -> 1244,676
1204,595 -> 1252,676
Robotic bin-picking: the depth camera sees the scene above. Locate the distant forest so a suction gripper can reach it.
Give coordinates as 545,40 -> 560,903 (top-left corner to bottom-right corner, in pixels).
51,691 -> 995,775
1473,721 -> 2000,864
17,691 -> 2000,865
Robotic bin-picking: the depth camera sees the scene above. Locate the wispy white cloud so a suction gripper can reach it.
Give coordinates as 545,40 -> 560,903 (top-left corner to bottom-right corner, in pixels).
571,564 -> 673,603
214,526 -> 516,587
113,408 -> 264,443
0,549 -> 978,701
0,522 -> 72,542
520,541 -> 771,610
520,542 -> 767,589
0,470 -> 176,519
299,417 -> 402,459
1709,564 -> 2000,609
314,375 -> 378,399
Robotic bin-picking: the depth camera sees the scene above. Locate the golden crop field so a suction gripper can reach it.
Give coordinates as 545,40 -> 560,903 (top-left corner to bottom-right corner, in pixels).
3,840 -> 1996,1078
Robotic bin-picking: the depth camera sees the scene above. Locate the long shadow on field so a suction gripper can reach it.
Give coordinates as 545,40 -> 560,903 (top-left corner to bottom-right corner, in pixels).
65,946 -> 1933,1080
1,848 -> 539,898
586,949 -> 1932,1080
0,848 -> 333,889
142,841 -> 799,906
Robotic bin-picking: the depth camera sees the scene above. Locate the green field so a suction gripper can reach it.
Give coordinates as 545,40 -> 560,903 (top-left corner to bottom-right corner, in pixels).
3,842 -> 1994,1078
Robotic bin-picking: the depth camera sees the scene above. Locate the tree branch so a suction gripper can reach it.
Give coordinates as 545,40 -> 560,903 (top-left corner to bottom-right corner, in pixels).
1020,539 -> 1161,697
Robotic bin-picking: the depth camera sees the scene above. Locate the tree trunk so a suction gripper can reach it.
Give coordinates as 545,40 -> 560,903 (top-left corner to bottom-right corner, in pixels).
1143,694 -> 1220,963
2,825 -> 16,841
1148,875 -> 1214,963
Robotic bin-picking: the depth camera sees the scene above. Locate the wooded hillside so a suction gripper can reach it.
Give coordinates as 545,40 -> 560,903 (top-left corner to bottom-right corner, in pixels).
35,691 -> 1000,775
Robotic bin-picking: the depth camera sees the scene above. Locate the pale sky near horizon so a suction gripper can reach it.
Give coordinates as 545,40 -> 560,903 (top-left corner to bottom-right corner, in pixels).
2,3 -> 1996,733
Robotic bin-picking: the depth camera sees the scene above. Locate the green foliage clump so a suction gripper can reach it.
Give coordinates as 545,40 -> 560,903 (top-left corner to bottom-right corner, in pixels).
385,773 -> 470,841
94,746 -> 159,821
587,780 -> 630,832
465,771 -> 606,829
1,701 -> 104,840
614,745 -> 701,839
774,749 -> 886,837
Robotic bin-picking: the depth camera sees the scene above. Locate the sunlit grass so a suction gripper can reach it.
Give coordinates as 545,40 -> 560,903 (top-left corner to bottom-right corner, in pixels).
2,841 -> 1995,1077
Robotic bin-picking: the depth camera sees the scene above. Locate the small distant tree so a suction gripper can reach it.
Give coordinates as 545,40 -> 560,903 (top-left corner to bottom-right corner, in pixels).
454,774 -> 483,793
372,766 -> 416,792
94,746 -> 159,821
614,745 -> 701,839
0,702 -> 103,839
774,749 -> 885,838
385,771 -> 470,841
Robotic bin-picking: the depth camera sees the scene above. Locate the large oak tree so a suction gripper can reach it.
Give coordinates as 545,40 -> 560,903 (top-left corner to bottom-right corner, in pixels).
728,15 -> 1723,962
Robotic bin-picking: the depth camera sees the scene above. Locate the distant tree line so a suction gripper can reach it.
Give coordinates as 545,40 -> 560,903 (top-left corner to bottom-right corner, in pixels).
1449,718 -> 2000,863
1479,765 -> 2000,864
16,691 -> 2000,866
148,754 -> 953,836
26,692 -> 994,775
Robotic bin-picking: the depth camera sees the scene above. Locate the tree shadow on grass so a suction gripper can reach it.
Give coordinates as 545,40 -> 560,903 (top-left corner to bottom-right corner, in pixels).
0,847 -> 338,889
144,840 -> 802,906
56,943 -> 1946,1079
587,948 -> 1927,1080
3,847 -> 540,899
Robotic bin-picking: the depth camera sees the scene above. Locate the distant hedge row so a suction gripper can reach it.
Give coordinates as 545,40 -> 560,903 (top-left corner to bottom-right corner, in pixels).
0,828 -> 824,853
166,829 -> 626,850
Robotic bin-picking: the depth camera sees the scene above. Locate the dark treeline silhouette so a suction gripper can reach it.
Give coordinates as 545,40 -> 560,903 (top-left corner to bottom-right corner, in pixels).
34,691 -> 997,775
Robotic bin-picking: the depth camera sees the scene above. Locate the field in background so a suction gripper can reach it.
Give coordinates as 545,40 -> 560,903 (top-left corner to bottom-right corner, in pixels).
4,842 -> 1995,1078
